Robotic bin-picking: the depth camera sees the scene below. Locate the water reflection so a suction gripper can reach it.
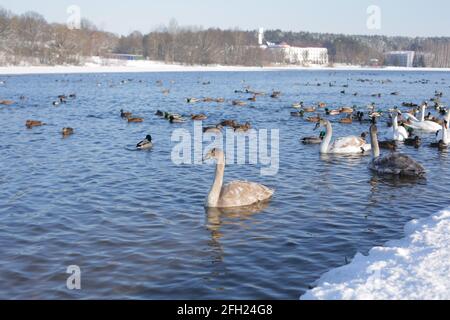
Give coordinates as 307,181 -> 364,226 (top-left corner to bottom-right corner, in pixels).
205,202 -> 271,263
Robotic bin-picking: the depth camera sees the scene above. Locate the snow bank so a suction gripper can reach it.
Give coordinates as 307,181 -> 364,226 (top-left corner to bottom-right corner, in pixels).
301,209 -> 450,300
1,58 -> 449,75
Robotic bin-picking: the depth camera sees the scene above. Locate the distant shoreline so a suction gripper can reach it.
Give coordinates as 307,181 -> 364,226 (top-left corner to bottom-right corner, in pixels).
1,60 -> 450,75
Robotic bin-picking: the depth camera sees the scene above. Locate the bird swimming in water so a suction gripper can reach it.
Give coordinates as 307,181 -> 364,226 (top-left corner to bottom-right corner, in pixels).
368,123 -> 425,177
136,135 -> 153,150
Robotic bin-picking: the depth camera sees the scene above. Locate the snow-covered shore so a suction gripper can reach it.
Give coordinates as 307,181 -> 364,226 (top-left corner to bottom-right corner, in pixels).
1,59 -> 450,75
301,208 -> 450,300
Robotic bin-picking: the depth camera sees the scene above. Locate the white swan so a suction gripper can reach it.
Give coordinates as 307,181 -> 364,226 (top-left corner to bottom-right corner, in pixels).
369,124 -> 425,177
391,112 -> 409,142
204,149 -> 274,208
315,119 -> 371,154
436,111 -> 450,143
404,104 -> 441,133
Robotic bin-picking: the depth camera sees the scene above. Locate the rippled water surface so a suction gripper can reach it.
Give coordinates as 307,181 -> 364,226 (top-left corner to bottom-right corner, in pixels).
1,70 -> 450,299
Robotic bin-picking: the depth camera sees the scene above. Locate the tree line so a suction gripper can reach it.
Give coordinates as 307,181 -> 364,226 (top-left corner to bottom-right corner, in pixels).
1,6 -> 450,67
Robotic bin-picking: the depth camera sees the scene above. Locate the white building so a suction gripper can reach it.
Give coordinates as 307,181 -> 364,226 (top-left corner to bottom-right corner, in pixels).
258,28 -> 329,65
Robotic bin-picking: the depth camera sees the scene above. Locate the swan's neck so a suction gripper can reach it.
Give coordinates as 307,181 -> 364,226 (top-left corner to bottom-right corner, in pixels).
420,106 -> 426,122
393,114 -> 399,131
370,129 -> 380,158
320,121 -> 332,153
443,122 -> 449,144
207,155 -> 225,207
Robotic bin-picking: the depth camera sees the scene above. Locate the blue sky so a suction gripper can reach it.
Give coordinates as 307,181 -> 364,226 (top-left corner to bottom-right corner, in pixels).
1,0 -> 449,37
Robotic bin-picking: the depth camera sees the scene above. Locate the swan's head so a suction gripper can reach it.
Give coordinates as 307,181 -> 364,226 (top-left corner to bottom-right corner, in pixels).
204,148 -> 225,163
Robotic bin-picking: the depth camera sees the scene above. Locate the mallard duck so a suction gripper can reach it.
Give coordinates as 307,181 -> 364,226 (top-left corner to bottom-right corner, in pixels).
121,109 -> 132,119
248,95 -> 257,102
325,108 -> 340,116
270,91 -> 281,98
191,114 -> 208,121
404,136 -> 421,148
169,115 -> 185,123
128,117 -> 144,123
378,140 -> 397,151
220,120 -> 238,128
302,131 -> 326,144
339,116 -> 353,124
232,100 -> 247,106
62,127 -> 74,137
0,100 -> 14,105
137,135 -> 153,150
203,125 -> 223,134
234,122 -> 252,133
340,107 -> 354,114
430,139 -> 447,151
318,102 -> 327,108
291,111 -> 304,117
292,102 -> 304,109
215,98 -> 225,103
186,98 -> 201,103
303,106 -> 316,113
26,120 -> 45,129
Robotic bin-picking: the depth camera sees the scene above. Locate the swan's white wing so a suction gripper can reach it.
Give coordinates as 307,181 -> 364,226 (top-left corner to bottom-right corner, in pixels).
218,181 -> 274,208
329,136 -> 371,154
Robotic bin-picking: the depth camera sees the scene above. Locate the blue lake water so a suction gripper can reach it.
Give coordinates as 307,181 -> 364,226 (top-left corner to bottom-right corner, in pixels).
0,70 -> 449,299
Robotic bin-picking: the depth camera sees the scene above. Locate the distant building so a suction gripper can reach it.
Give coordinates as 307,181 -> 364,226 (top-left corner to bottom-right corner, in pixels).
384,51 -> 415,68
258,28 -> 328,65
106,53 -> 144,61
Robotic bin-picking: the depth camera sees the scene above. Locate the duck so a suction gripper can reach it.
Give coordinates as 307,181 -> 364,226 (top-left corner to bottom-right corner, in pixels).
186,98 -> 201,103
155,110 -> 165,117
403,103 -> 442,133
314,119 -> 371,154
220,120 -> 238,128
302,106 -> 316,113
291,111 -> 304,117
391,112 -> 409,142
368,123 -> 425,177
234,122 -> 252,133
203,125 -> 223,134
191,114 -> 208,121
169,115 -> 185,123
121,109 -> 132,119
0,100 -> 14,105
232,100 -> 247,106
302,131 -> 326,144
26,120 -> 45,129
404,136 -> 421,148
339,116 -> 353,124
378,140 -> 397,151
128,117 -> 144,123
292,102 -> 304,109
430,139 -> 448,151
204,148 -> 274,208
340,107 -> 354,114
248,95 -> 257,102
325,108 -> 340,116
62,127 -> 74,137
136,135 -> 153,150
270,91 -> 281,98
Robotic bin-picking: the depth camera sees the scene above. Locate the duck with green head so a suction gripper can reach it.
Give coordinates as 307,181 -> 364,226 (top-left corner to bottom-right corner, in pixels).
137,135 -> 153,150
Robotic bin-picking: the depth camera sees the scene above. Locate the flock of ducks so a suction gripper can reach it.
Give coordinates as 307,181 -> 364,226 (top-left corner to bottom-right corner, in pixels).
3,77 -> 449,209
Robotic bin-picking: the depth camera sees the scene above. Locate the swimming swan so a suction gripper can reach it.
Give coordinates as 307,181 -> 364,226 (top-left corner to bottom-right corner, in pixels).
368,124 -> 425,177
436,112 -> 450,142
204,148 -> 274,208
404,104 -> 441,133
314,119 -> 371,154
391,112 -> 409,142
